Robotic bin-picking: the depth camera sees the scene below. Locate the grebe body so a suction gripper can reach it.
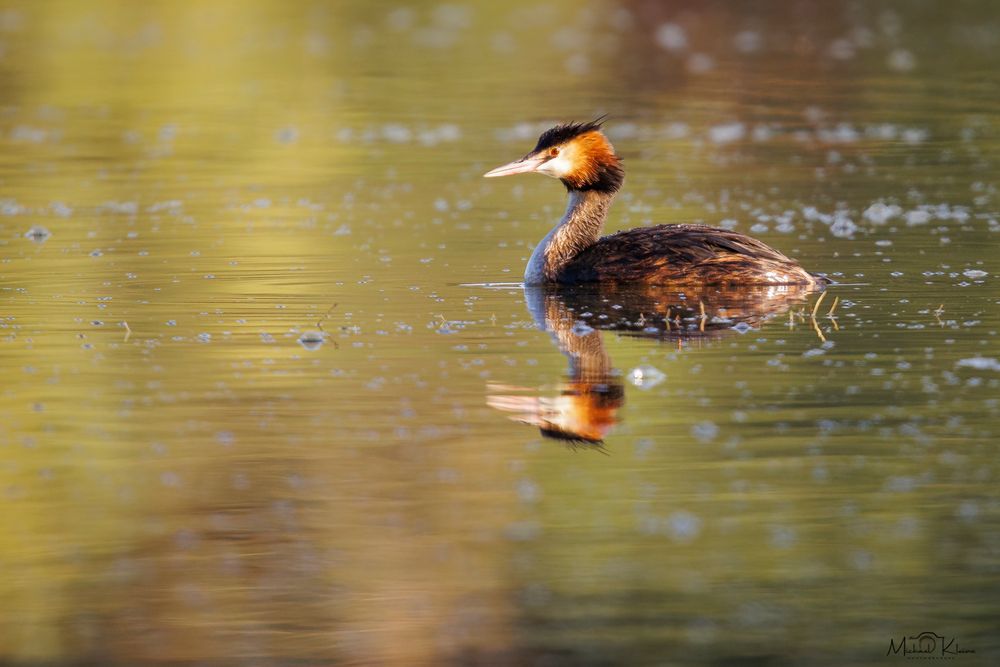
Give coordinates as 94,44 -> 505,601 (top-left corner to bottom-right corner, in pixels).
485,119 -> 823,287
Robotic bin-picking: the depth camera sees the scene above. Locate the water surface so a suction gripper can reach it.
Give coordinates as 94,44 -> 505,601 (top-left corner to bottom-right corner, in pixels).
1,1 -> 998,665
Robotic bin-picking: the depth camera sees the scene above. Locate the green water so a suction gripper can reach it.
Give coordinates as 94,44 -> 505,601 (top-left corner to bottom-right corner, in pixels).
1,1 -> 998,665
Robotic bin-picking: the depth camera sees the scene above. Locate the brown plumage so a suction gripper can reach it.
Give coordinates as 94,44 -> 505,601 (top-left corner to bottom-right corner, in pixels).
557,223 -> 818,285
484,119 -> 825,287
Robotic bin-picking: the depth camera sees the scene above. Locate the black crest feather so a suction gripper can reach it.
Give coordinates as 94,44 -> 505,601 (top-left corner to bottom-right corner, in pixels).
532,115 -> 607,152
528,115 -> 623,193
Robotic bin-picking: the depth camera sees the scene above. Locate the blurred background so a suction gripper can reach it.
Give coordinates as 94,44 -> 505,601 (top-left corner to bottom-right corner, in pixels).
0,0 -> 998,665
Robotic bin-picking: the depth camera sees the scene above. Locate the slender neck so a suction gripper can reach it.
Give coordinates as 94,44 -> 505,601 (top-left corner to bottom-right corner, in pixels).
525,189 -> 615,284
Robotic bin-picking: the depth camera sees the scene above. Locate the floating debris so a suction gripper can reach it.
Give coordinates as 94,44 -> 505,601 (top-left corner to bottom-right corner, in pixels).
24,225 -> 51,243
298,330 -> 327,351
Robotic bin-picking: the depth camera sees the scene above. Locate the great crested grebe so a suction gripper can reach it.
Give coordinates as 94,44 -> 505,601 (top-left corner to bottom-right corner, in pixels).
484,119 -> 824,286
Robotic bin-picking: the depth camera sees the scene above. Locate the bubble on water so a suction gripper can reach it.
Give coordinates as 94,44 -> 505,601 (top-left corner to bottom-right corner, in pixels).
691,421 -> 719,443
382,124 -> 411,143
655,23 -> 687,51
435,123 -> 461,142
818,123 -> 859,143
275,126 -> 299,144
11,125 -> 48,143
197,333 -> 211,343
888,48 -> 916,72
962,269 -> 987,279
570,321 -> 594,336
504,520 -> 541,542
708,122 -> 745,144
50,201 -> 72,217
686,53 -> 714,74
829,216 -> 858,238
901,127 -> 928,144
752,124 -> 774,142
955,501 -> 979,521
884,476 -> 917,492
956,357 -> 1000,372
160,471 -> 182,487
666,511 -> 702,542
868,123 -> 898,140
828,38 -> 855,60
3,200 -> 26,215
386,7 -> 416,31
905,209 -> 931,226
24,225 -> 51,243
159,124 -> 178,142
148,200 -> 182,213
731,322 -> 753,334
662,122 -> 689,139
432,3 -> 472,30
863,202 -> 901,224
734,30 -> 762,53
770,525 -> 797,549
630,364 -> 665,389
517,478 -> 540,503
849,549 -> 873,571
564,52 -> 590,76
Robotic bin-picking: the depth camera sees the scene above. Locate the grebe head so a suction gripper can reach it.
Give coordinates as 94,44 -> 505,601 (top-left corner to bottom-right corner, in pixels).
484,118 -> 624,193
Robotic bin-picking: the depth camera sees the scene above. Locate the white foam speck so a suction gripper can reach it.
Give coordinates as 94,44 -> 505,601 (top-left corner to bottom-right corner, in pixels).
708,122 -> 745,144
956,357 -> 1000,371
655,23 -> 687,51
905,209 -> 931,226
863,202 -> 901,224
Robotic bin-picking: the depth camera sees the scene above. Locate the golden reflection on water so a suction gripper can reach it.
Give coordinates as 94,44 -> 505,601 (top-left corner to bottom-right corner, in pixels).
1,0 -> 999,665
488,284 -> 821,444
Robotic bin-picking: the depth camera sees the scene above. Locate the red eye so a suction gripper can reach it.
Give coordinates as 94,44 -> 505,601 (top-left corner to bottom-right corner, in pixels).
549,148 -> 560,157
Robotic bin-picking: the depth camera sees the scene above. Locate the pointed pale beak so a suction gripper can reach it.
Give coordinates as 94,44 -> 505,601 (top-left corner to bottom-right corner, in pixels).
483,155 -> 546,178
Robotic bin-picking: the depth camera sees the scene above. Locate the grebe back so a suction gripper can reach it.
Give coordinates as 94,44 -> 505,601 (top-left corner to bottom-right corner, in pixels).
484,119 -> 824,287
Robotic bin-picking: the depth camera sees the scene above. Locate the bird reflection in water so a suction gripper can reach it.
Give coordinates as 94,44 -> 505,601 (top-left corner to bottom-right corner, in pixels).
488,283 -> 823,446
